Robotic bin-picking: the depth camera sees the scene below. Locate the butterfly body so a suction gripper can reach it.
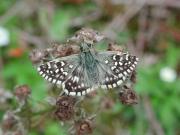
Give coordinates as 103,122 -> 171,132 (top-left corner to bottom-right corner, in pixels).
37,43 -> 139,96
80,50 -> 99,85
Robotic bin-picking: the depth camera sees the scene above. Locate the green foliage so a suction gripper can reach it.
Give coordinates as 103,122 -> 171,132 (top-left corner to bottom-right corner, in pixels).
0,0 -> 179,135
49,10 -> 71,41
2,54 -> 46,101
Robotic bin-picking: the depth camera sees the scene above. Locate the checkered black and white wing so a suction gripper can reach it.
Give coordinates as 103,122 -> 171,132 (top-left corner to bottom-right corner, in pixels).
97,51 -> 139,89
37,54 -> 80,86
62,66 -> 95,96
37,54 -> 93,96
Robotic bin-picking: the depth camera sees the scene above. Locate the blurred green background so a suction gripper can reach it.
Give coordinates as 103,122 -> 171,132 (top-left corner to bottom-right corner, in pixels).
0,0 -> 180,135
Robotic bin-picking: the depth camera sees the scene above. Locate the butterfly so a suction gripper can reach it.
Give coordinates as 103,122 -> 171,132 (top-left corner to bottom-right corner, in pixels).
37,42 -> 139,96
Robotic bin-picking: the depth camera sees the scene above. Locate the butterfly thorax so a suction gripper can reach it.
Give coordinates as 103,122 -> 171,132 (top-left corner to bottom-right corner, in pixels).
79,43 -> 99,86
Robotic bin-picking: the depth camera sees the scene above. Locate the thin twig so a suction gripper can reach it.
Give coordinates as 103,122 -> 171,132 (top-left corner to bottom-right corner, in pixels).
143,95 -> 165,135
103,1 -> 145,40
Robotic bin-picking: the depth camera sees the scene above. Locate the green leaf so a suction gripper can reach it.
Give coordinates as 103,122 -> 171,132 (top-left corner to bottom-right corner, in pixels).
49,10 -> 71,41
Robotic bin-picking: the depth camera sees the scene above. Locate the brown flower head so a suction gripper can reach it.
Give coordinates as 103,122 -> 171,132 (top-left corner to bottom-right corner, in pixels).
119,85 -> 138,105
54,96 -> 76,121
14,85 -> 31,101
14,130 -> 24,135
107,42 -> 124,52
68,28 -> 104,44
29,49 -> 48,64
101,97 -> 114,109
130,70 -> 137,83
75,119 -> 93,135
51,43 -> 80,57
2,111 -> 18,132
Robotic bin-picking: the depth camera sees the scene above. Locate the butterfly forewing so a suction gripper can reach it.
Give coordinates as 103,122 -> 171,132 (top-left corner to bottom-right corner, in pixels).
37,54 -> 79,86
97,51 -> 138,89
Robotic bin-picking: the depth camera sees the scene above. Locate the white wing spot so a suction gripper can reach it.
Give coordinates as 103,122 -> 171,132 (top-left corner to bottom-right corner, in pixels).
126,55 -> 129,60
61,61 -> 65,66
119,62 -> 123,65
48,78 -> 52,81
117,80 -> 122,85
55,69 -> 59,73
123,71 -> 128,76
105,60 -> 108,64
118,73 -> 123,78
77,92 -> 81,96
63,72 -> 68,76
37,67 -> 41,71
64,89 -> 69,94
81,83 -> 85,87
69,92 -> 76,96
82,90 -> 86,95
60,68 -> 64,72
127,69 -> 131,73
113,55 -> 116,60
57,80 -> 61,85
52,79 -> 56,83
39,71 -> 43,75
42,74 -> 46,77
69,65 -> 73,68
47,62 -> 51,67
73,76 -> 79,82
45,76 -> 48,80
111,66 -> 116,70
113,83 -> 116,87
108,85 -> 112,89
130,67 -> 134,70
86,88 -> 91,93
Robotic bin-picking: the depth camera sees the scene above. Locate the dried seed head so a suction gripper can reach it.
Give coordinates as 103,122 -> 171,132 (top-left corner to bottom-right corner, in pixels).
29,49 -> 47,64
52,44 -> 80,57
2,111 -> 18,132
56,96 -> 75,107
14,85 -> 31,101
107,42 -> 124,52
75,119 -> 93,135
101,97 -> 114,109
130,70 -> 137,83
55,96 -> 76,121
119,86 -> 138,105
68,28 -> 104,44
14,130 -> 24,135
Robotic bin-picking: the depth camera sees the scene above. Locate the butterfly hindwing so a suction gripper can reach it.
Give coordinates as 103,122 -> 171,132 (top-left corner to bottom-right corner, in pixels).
62,66 -> 94,96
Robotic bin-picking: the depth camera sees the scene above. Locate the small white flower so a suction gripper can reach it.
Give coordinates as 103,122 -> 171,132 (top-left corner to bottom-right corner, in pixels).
0,26 -> 10,46
160,67 -> 177,82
